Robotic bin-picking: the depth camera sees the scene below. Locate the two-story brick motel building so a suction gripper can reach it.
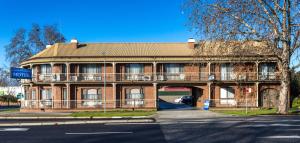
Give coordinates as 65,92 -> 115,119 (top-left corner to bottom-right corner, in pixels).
20,38 -> 281,112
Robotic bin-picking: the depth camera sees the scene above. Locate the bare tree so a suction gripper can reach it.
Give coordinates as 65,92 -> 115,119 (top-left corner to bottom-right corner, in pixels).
186,0 -> 300,114
6,24 -> 66,66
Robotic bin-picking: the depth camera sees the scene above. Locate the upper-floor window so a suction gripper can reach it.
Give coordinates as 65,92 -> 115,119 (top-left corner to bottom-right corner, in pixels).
125,64 -> 144,80
164,64 -> 184,80
165,64 -> 183,73
40,64 -> 51,74
259,63 -> 276,80
221,63 -> 234,80
80,64 -> 101,74
126,64 -> 144,74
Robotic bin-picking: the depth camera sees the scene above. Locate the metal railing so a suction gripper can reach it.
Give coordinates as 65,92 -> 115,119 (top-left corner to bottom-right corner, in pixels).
209,98 -> 258,108
21,72 -> 281,83
20,99 -> 156,109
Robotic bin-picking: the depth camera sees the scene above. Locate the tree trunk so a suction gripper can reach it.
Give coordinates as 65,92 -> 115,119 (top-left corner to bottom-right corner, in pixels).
278,43 -> 290,114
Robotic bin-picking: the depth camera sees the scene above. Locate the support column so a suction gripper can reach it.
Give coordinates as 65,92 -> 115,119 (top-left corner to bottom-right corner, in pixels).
66,83 -> 70,109
30,64 -> 33,82
51,83 -> 55,109
153,62 -> 157,81
208,62 -> 211,76
256,61 -> 259,80
112,83 -> 116,108
153,83 -> 158,108
65,63 -> 70,81
208,82 -> 211,100
256,82 -> 259,107
112,62 -> 116,81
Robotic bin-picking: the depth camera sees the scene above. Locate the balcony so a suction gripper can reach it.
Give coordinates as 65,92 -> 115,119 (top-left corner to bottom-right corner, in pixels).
29,72 -> 280,83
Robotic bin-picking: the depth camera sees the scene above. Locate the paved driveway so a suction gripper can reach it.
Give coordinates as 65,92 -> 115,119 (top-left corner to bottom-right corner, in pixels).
156,109 -> 230,122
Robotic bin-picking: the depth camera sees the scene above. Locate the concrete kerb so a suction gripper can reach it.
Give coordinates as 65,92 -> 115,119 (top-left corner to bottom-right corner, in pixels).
0,118 -> 155,127
0,116 -> 148,120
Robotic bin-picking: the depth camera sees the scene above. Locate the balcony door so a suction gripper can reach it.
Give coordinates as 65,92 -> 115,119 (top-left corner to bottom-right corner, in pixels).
221,64 -> 233,80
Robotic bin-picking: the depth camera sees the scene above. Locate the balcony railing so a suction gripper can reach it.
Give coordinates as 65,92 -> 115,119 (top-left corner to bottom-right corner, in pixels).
22,72 -> 280,83
20,99 -> 156,109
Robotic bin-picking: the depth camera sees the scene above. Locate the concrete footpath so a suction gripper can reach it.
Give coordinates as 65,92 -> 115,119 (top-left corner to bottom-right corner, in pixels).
0,111 -> 156,126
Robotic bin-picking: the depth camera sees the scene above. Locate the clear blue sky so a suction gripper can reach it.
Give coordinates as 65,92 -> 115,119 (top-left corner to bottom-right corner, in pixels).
0,0 -> 193,67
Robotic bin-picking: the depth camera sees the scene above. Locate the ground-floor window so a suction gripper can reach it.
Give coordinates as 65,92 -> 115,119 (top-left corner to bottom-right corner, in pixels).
40,88 -> 52,107
125,87 -> 144,106
31,89 -> 36,100
220,87 -> 236,105
81,88 -> 102,107
62,88 -> 67,106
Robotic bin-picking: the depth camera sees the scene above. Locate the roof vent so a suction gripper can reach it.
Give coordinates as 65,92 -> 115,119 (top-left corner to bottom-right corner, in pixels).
46,45 -> 52,48
187,38 -> 196,49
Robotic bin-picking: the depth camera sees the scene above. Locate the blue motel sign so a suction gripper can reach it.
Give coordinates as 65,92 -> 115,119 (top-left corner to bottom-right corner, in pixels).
10,67 -> 32,79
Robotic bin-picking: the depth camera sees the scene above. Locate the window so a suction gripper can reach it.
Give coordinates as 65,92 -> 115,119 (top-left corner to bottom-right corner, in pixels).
260,63 -> 276,80
165,64 -> 183,73
199,64 -> 207,80
62,88 -> 67,106
40,89 -> 52,100
125,64 -> 144,80
40,88 -> 52,106
40,64 -> 52,74
220,87 -> 236,105
80,64 -> 101,74
80,64 -> 101,81
62,64 -> 67,74
32,90 -> 36,100
81,88 -> 102,106
125,88 -> 144,106
165,64 -> 184,80
221,64 -> 234,80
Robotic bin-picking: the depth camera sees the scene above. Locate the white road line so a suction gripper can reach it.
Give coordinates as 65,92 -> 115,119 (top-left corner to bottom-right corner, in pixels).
281,129 -> 300,131
65,132 -> 133,135
237,124 -> 300,128
258,135 -> 300,139
105,123 -> 159,125
0,128 -> 29,131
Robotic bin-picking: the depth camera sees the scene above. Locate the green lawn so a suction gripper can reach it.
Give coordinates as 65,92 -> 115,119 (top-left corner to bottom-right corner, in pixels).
71,110 -> 156,117
0,108 -> 20,113
212,97 -> 300,116
290,97 -> 300,114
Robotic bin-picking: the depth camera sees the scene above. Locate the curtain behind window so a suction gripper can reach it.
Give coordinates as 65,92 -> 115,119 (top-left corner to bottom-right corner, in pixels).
126,64 -> 143,74
40,65 -> 51,74
80,64 -> 101,74
165,64 -> 183,73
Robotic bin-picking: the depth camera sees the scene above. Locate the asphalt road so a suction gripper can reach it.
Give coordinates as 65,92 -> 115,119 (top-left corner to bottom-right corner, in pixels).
0,115 -> 300,143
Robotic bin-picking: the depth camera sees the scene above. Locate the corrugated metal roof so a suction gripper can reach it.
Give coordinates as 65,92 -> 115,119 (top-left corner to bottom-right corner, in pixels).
30,43 -> 194,58
22,41 -> 276,65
